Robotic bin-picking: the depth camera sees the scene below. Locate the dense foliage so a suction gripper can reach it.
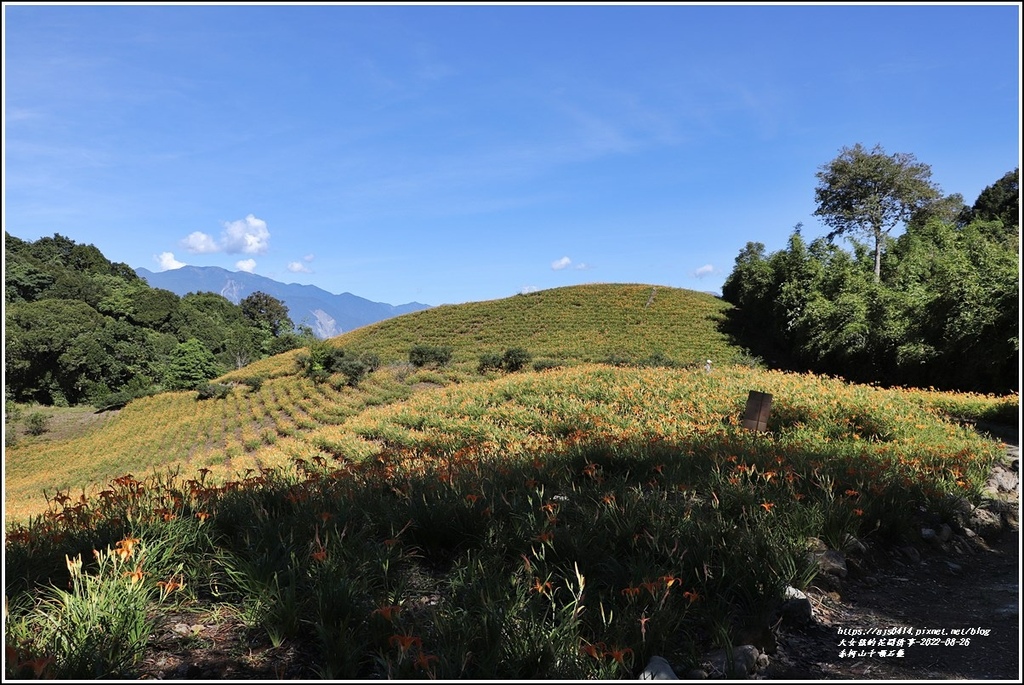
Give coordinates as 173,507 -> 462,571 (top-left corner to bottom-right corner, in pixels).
723,165 -> 1019,394
4,232 -> 313,406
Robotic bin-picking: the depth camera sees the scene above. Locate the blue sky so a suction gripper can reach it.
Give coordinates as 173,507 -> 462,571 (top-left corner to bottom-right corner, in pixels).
4,3 -> 1020,307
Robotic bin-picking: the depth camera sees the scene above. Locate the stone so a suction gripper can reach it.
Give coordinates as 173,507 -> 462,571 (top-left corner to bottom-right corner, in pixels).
778,586 -> 813,627
968,507 -> 1004,539
705,645 -> 759,679
939,523 -> 953,542
817,549 -> 848,578
921,527 -> 938,542
681,669 -> 708,680
899,545 -> 921,564
640,656 -> 678,680
945,561 -> 963,575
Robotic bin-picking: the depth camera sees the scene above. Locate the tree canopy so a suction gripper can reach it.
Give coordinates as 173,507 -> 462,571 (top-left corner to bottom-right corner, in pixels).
813,143 -> 943,281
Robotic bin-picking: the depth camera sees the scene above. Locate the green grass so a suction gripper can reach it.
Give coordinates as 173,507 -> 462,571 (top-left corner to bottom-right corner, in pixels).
4,282 -> 1018,679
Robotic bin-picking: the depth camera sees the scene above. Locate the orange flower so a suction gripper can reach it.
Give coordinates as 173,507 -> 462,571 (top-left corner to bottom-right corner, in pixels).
465,494 -> 480,504
311,547 -> 327,562
114,536 -> 140,561
607,645 -> 634,665
414,651 -> 438,673
373,604 -> 401,622
531,577 -> 553,595
581,642 -> 606,660
319,511 -> 333,523
157,576 -> 185,594
760,501 -> 775,512
621,586 -> 641,599
853,508 -> 864,516
195,511 -> 210,522
389,633 -> 422,655
683,590 -> 701,604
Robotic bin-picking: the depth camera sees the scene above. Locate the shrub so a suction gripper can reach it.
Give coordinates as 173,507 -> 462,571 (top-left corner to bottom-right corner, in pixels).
478,352 -> 503,374
24,412 -> 49,436
196,382 -> 232,401
298,341 -> 375,386
237,375 -> 267,392
409,344 -> 453,368
500,347 -> 532,372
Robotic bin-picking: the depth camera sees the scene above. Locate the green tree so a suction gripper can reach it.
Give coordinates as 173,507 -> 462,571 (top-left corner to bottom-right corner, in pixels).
240,291 -> 293,338
163,338 -> 223,391
966,168 -> 1019,236
813,143 -> 942,281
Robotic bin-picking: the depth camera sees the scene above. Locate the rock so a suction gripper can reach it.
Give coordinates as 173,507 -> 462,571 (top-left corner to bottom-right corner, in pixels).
899,545 -> 921,564
705,645 -> 759,679
984,463 -> 1019,495
843,534 -> 867,556
681,669 -> 708,680
778,586 -> 813,627
968,506 -> 1004,539
921,527 -> 938,542
939,523 -> 953,542
640,655 -> 678,680
945,561 -> 963,575
806,537 -> 828,554
817,549 -> 848,578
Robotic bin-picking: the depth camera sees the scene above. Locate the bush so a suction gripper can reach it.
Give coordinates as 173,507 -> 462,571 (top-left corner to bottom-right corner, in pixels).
500,347 -> 532,372
478,352 -> 503,374
409,344 -> 453,368
24,412 -> 49,436
237,375 -> 267,392
196,382 -> 232,401
298,341 -> 375,386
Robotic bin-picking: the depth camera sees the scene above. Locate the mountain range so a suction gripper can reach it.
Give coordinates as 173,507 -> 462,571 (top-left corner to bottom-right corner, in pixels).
135,266 -> 431,339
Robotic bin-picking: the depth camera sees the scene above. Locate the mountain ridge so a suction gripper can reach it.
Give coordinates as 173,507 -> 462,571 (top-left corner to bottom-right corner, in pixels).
135,265 -> 431,339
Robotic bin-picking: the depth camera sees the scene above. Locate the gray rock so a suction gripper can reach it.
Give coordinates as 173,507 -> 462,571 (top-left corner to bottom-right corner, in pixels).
939,523 -> 953,542
842,534 -> 867,555
778,586 -> 813,626
899,545 -> 921,564
640,656 -> 678,680
817,549 -> 848,577
921,527 -> 938,542
705,645 -> 759,679
945,561 -> 963,575
968,506 -> 1004,538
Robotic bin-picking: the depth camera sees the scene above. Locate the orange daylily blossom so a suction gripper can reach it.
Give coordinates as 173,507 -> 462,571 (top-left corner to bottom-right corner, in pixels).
414,651 -> 439,673
683,590 -> 701,604
531,577 -> 553,595
853,508 -> 864,516
581,642 -> 606,660
311,546 -> 328,562
389,633 -> 423,655
123,565 -> 144,583
621,586 -> 641,599
760,502 -> 775,513
115,536 -> 140,561
195,511 -> 210,522
373,605 -> 401,622
157,576 -> 185,594
607,645 -> 633,665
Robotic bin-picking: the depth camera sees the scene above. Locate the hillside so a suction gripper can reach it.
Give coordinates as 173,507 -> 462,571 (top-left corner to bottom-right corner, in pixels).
219,283 -> 742,381
4,283 -> 744,521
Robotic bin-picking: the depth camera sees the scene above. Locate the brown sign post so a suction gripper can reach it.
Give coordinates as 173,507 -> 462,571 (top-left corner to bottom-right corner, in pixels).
741,391 -> 773,432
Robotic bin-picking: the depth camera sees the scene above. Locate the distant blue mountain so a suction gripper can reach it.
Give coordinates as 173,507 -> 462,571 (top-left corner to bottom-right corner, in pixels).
135,266 -> 430,339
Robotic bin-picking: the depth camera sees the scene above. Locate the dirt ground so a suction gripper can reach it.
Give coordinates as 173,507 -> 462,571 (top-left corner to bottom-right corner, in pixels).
763,423 -> 1020,681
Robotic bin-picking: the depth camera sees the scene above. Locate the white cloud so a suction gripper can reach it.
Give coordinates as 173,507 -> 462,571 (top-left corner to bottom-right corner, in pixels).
156,252 -> 186,270
693,264 -> 715,278
235,259 -> 257,273
180,214 -> 271,255
520,285 -> 540,294
222,214 -> 270,254
287,261 -> 313,273
303,254 -> 315,262
551,256 -> 572,270
182,231 -> 219,254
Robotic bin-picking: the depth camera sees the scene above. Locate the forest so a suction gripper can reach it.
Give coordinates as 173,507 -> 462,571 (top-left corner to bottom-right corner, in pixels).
723,151 -> 1018,395
4,232 -> 313,408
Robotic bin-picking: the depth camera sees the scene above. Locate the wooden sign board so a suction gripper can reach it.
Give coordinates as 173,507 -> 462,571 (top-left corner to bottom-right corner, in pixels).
741,391 -> 773,432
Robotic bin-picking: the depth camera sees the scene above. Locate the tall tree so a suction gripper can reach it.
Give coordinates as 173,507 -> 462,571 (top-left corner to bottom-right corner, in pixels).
813,143 -> 942,281
240,291 -> 293,337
